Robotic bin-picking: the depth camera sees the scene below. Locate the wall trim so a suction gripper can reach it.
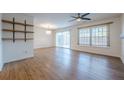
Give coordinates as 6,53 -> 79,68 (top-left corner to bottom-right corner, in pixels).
121,56 -> 124,64
72,48 -> 120,59
34,46 -> 55,50
0,63 -> 4,71
4,55 -> 34,64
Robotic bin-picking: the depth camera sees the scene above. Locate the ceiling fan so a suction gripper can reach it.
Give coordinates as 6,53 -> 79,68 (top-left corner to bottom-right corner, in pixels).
69,13 -> 91,22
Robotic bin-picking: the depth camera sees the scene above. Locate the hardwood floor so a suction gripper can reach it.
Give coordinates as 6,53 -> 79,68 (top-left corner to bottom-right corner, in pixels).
0,47 -> 124,80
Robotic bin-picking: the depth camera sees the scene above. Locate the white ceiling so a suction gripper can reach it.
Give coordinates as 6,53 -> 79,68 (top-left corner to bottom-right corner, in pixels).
29,13 -> 121,29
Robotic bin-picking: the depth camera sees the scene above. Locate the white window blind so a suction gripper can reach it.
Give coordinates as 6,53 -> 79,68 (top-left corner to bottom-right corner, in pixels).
79,24 -> 109,47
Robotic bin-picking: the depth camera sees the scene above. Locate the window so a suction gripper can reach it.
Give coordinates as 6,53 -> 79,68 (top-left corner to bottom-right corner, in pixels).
56,31 -> 70,48
79,25 -> 109,47
79,28 -> 90,45
56,32 -> 63,47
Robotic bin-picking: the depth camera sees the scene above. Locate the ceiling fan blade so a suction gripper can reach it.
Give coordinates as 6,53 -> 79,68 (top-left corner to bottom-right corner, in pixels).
81,18 -> 91,20
71,16 -> 78,18
69,19 -> 77,22
81,13 -> 90,17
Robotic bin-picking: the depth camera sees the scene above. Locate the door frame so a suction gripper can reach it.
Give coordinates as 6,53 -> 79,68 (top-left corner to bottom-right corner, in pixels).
55,31 -> 71,49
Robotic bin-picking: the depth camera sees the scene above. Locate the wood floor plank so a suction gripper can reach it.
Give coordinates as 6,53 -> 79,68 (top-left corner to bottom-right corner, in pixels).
0,47 -> 124,80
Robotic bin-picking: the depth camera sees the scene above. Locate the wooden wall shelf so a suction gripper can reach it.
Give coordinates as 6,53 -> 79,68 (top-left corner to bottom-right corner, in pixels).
2,38 -> 33,40
3,29 -> 34,33
2,19 -> 34,27
2,17 -> 34,42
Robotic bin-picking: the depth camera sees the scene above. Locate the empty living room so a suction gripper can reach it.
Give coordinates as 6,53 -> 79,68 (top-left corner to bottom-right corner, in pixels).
1,0 -> 124,93
0,13 -> 124,80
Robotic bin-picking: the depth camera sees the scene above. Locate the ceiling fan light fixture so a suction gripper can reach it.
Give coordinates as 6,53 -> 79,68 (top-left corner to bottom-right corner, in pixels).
76,18 -> 81,22
70,13 -> 91,22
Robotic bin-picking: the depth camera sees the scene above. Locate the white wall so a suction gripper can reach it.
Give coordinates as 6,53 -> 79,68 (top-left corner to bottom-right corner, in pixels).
121,14 -> 124,63
34,27 -> 54,49
55,17 -> 121,57
0,13 -> 3,71
2,13 -> 34,63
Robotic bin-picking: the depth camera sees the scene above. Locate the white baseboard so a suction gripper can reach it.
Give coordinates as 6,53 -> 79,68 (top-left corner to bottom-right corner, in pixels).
4,56 -> 34,64
0,63 -> 4,71
4,54 -> 34,64
120,56 -> 124,64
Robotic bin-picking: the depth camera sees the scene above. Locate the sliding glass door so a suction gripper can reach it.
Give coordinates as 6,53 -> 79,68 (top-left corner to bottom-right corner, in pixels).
56,31 -> 70,48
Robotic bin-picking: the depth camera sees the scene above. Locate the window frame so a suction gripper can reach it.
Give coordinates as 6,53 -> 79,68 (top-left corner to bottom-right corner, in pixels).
78,27 -> 91,46
78,24 -> 110,48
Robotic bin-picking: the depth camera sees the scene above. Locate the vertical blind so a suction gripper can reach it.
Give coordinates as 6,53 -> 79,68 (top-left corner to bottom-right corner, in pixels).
56,31 -> 70,48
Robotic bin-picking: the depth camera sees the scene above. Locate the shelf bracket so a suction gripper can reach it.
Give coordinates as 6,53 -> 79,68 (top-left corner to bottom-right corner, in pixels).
24,20 -> 27,42
13,17 -> 15,42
